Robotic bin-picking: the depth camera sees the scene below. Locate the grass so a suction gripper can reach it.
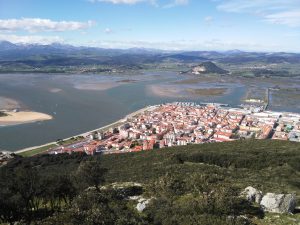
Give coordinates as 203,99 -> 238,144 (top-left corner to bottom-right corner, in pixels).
57,136 -> 85,146
253,212 -> 300,225
187,88 -> 228,96
18,144 -> 57,157
95,140 -> 300,201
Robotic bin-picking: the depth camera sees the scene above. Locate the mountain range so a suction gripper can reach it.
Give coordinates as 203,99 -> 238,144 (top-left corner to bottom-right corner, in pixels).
1,41 -> 300,74
1,41 -> 300,63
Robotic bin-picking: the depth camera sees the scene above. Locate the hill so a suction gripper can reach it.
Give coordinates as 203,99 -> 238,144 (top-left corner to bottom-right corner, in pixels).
1,41 -> 300,76
1,140 -> 300,224
187,61 -> 229,75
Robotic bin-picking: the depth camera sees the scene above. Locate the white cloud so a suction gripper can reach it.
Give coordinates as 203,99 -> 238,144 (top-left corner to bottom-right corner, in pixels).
0,34 -> 64,45
217,0 -> 296,13
104,28 -> 113,34
163,0 -> 189,8
216,0 -> 300,27
86,39 -> 289,52
90,0 -> 187,7
173,0 -> 188,5
0,18 -> 95,32
265,10 -> 300,27
204,16 -> 214,23
90,0 -> 148,4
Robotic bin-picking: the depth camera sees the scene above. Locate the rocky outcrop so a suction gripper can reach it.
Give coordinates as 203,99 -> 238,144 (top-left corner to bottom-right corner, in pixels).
189,62 -> 228,75
136,198 -> 151,212
241,186 -> 263,204
260,193 -> 296,214
0,151 -> 17,166
241,187 -> 297,214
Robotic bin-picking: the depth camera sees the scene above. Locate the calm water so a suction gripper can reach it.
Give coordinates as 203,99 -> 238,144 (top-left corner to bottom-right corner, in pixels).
0,72 -> 280,151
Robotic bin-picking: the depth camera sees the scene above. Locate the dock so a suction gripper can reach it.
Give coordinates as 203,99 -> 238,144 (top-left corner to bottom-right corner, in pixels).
264,88 -> 270,110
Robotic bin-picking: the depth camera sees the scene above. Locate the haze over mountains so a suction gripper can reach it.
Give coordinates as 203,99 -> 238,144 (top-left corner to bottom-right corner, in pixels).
1,41 -> 300,64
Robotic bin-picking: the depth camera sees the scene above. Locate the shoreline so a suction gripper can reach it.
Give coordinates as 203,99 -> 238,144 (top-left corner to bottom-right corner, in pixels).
15,105 -> 157,155
11,103 -> 300,155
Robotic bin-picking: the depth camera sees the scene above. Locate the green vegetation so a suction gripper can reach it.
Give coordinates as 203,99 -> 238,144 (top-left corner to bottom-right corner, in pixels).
17,144 -> 57,157
18,136 -> 86,158
56,136 -> 85,146
187,88 -> 228,96
1,140 -> 300,224
0,111 -> 8,117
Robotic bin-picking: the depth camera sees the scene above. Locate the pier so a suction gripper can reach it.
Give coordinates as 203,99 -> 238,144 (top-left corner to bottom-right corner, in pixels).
264,88 -> 270,110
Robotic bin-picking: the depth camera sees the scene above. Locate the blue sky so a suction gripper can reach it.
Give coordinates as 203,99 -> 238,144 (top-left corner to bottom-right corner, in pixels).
0,0 -> 300,52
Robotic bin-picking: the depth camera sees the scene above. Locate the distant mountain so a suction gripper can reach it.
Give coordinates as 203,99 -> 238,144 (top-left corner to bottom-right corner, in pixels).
1,41 -> 300,75
0,41 -> 18,51
188,61 -> 229,75
159,53 -> 208,62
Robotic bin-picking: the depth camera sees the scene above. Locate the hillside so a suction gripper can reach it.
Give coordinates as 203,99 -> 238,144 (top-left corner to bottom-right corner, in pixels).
1,140 -> 300,224
187,61 -> 229,75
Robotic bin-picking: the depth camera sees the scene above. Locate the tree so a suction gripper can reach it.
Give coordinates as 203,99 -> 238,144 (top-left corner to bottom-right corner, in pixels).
11,166 -> 42,223
41,174 -> 77,212
76,159 -> 107,192
0,168 -> 25,225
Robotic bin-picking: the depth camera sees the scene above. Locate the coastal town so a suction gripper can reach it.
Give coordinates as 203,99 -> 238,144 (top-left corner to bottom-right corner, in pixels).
46,102 -> 300,156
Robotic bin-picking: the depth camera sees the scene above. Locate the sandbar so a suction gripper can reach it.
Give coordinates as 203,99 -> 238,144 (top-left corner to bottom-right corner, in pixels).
0,111 -> 53,126
49,88 -> 63,93
117,79 -> 137,83
147,85 -> 185,98
74,82 -> 120,91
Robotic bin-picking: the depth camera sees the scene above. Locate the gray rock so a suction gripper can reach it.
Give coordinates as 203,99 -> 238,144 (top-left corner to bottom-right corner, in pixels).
136,199 -> 150,212
241,186 -> 263,203
260,193 -> 296,213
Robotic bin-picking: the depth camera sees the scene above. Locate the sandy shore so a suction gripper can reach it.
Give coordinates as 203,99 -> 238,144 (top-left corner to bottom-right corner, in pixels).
147,85 -> 185,98
49,88 -> 62,93
74,82 -> 120,91
0,111 -> 53,126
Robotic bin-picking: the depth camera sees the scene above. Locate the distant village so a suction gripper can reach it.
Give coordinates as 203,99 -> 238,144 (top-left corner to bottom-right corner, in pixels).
47,102 -> 300,156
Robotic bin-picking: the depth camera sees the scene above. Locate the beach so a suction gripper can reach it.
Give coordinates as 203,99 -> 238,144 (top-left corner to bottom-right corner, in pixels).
74,82 -> 120,91
0,111 -> 53,126
147,84 -> 185,98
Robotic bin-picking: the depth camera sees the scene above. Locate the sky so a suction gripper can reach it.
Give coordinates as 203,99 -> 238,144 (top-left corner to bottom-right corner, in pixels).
0,0 -> 300,52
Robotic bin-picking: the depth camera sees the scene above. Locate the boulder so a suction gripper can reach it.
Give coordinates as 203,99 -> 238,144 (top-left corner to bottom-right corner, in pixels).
260,193 -> 296,213
136,198 -> 150,212
241,186 -> 263,203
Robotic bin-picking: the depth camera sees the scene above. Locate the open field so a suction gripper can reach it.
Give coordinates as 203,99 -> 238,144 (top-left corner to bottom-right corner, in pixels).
18,144 -> 57,157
